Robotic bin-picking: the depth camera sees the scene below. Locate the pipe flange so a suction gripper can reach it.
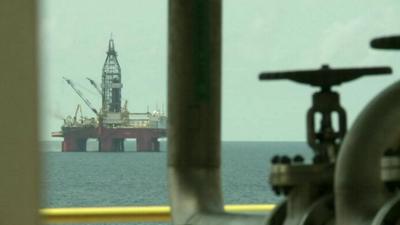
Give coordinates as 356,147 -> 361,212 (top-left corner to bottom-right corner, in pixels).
382,154 -> 400,192
269,155 -> 333,195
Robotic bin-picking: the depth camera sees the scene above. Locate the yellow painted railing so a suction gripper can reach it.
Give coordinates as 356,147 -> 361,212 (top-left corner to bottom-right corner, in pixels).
41,204 -> 276,224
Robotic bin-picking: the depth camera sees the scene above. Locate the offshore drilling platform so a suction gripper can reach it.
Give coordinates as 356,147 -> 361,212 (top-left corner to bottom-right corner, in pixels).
52,38 -> 167,152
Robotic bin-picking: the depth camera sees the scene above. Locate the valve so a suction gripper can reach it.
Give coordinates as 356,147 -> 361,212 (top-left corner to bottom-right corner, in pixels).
261,65 -> 392,225
260,65 -> 391,162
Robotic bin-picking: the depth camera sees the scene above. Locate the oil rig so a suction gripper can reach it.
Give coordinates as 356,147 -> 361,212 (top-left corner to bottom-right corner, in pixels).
52,38 -> 167,152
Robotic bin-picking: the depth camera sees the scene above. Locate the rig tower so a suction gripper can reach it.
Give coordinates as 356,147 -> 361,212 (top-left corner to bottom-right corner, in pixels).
52,38 -> 167,152
102,39 -> 122,113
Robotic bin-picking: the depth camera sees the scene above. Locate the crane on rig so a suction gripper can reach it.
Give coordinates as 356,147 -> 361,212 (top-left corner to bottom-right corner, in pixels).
63,77 -> 99,116
87,77 -> 102,95
73,104 -> 83,124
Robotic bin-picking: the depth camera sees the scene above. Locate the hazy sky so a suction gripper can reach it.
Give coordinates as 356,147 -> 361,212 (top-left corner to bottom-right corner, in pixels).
39,0 -> 400,141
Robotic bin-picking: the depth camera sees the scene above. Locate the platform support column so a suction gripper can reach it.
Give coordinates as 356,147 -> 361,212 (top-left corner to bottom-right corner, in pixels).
152,137 -> 160,151
137,136 -> 153,152
63,137 -> 87,152
100,138 -> 124,152
99,138 -> 113,152
112,138 -> 124,152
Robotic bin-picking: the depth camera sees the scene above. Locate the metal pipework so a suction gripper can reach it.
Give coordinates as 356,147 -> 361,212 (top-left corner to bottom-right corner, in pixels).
335,80 -> 400,224
259,65 -> 391,163
168,1 -> 266,225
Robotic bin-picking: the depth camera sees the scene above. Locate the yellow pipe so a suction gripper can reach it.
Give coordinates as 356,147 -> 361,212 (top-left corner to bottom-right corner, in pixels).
41,204 -> 276,224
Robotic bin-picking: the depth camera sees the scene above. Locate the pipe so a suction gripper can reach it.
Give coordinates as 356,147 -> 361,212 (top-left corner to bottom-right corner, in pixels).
167,1 -> 267,225
40,204 -> 276,224
335,80 -> 400,224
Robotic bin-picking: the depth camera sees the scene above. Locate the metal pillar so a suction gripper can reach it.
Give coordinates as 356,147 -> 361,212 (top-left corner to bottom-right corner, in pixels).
167,1 -> 266,225
0,0 -> 40,224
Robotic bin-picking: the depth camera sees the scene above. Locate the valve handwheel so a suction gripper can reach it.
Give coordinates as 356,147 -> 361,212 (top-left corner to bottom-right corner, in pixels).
371,35 -> 400,50
259,65 -> 392,89
259,65 -> 392,162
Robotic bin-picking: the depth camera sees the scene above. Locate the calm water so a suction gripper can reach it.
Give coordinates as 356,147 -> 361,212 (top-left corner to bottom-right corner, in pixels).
42,141 -> 311,225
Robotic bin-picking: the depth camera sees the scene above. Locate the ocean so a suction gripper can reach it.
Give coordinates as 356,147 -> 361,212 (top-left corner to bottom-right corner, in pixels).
42,141 -> 312,225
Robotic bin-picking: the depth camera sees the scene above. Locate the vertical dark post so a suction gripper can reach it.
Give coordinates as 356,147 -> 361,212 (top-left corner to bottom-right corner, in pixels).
0,0 -> 40,224
167,1 -> 266,224
168,0 -> 222,224
168,0 -> 221,165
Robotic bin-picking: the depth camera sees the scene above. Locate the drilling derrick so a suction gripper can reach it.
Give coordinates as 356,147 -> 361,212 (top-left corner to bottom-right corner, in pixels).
102,39 -> 122,113
52,37 -> 167,152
